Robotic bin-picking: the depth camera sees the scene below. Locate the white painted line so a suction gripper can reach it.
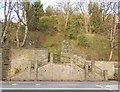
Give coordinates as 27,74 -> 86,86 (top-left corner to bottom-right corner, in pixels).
96,85 -> 103,88
106,85 -> 110,88
11,84 -> 17,86
105,87 -> 112,90
36,84 -> 40,86
1,88 -> 106,90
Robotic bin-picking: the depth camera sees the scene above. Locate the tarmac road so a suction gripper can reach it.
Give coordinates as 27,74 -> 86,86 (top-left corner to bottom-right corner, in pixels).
0,81 -> 119,91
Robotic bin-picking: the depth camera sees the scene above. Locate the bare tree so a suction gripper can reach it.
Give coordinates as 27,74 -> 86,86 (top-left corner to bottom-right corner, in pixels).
15,0 -> 20,48
108,13 -> 118,61
1,0 -> 16,44
75,0 -> 90,33
20,0 -> 29,47
57,0 -> 74,31
15,0 -> 29,47
103,2 -> 118,61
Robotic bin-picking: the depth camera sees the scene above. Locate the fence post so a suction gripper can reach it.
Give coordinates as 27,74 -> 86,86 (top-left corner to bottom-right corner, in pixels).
104,70 -> 108,81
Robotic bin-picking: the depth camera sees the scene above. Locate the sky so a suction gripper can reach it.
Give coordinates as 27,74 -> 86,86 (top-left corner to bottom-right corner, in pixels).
0,0 -> 61,21
0,0 -> 119,22
0,0 -> 77,21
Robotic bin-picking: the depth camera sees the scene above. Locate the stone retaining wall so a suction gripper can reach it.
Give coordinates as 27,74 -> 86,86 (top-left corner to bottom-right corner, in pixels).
0,48 -> 2,80
2,48 -> 117,81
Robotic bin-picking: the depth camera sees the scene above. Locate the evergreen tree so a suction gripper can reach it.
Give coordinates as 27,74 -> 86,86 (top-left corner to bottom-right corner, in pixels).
28,1 -> 44,31
45,6 -> 54,16
89,3 -> 102,33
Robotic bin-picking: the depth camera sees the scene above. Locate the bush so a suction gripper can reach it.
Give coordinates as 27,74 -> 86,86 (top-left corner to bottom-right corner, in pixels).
65,30 -> 77,40
77,34 -> 90,47
38,16 -> 56,33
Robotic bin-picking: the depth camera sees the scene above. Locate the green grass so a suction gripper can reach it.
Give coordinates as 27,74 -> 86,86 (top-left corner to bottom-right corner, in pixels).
6,30 -> 118,61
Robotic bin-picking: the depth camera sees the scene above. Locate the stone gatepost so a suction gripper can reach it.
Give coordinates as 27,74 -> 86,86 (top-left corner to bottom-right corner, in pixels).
35,60 -> 38,81
91,61 -> 95,81
85,62 -> 89,81
50,53 -> 53,80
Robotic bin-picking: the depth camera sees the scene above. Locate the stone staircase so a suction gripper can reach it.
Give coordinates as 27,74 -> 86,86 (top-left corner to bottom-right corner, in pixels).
9,57 -> 49,81
9,67 -> 30,81
72,55 -> 106,81
6,52 -> 108,81
53,53 -> 107,81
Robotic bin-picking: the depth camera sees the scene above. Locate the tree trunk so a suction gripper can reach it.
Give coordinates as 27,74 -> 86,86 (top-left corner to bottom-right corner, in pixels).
84,14 -> 89,33
16,23 -> 20,48
108,15 -> 117,61
109,48 -> 113,61
21,1 -> 28,47
1,1 -> 14,44
64,1 -> 70,31
64,11 -> 69,31
1,1 -> 7,44
1,24 -> 8,43
21,11 -> 28,47
56,16 -> 61,32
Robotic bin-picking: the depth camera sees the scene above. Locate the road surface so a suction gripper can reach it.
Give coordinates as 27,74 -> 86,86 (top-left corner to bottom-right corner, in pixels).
0,81 -> 119,91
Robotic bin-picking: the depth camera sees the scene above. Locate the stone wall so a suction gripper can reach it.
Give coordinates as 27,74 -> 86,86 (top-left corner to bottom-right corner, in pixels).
3,48 -> 116,81
38,62 -> 85,81
6,48 -> 48,80
0,48 -> 2,80
94,61 -> 114,79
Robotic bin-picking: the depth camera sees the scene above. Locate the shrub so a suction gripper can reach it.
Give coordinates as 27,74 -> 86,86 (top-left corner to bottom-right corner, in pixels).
38,16 -> 56,33
77,34 -> 90,47
65,30 -> 77,40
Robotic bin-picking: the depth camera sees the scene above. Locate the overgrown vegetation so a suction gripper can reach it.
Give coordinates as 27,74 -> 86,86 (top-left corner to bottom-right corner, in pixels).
0,1 -> 118,61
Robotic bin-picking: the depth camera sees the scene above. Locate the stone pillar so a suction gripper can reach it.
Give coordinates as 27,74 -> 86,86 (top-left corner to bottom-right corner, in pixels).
85,62 -> 88,81
50,53 -> 53,80
91,61 -> 95,81
35,60 -> 38,81
104,70 -> 108,81
70,55 -> 73,80
29,60 -> 31,81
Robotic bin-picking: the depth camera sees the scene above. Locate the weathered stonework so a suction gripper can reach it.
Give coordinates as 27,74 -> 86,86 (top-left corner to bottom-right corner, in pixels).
0,48 -> 2,80
94,61 -> 114,79
6,48 -> 48,80
2,48 -> 116,81
60,40 -> 72,63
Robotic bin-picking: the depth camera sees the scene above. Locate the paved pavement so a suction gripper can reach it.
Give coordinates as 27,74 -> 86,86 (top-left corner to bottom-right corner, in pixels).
0,81 -> 119,91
